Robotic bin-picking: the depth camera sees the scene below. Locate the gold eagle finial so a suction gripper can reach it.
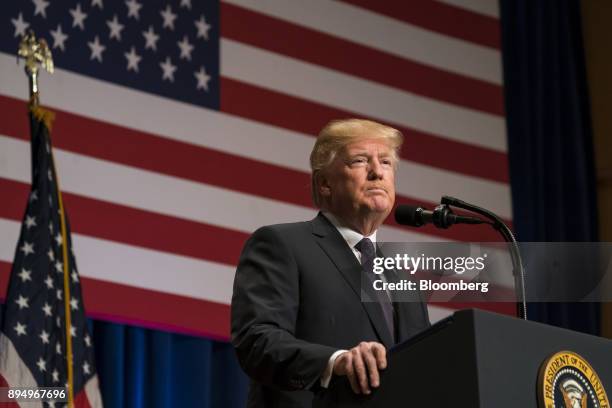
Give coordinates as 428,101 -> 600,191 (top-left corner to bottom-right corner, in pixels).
17,30 -> 54,106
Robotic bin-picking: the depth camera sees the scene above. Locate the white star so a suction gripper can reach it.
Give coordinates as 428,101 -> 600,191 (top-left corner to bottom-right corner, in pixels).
18,268 -> 32,282
14,322 -> 27,336
56,342 -> 62,355
160,5 -> 177,30
55,260 -> 63,273
15,295 -> 29,309
70,4 -> 88,30
177,35 -> 194,60
142,26 -> 159,51
180,0 -> 191,9
32,0 -> 50,18
55,233 -> 63,247
50,24 -> 68,51
11,13 -> 30,38
40,330 -> 50,344
52,369 -> 60,382
71,270 -> 79,283
42,302 -> 53,316
20,241 -> 34,256
84,334 -> 92,347
56,289 -> 62,300
194,15 -> 211,40
70,326 -> 77,338
106,14 -> 124,41
44,276 -> 54,289
83,361 -> 91,375
124,46 -> 142,72
49,221 -> 54,233
56,316 -> 61,328
24,215 -> 36,228
48,248 -> 55,261
160,57 -> 176,82
30,190 -> 38,202
91,0 -> 103,9
125,0 -> 142,20
70,297 -> 79,311
88,35 -> 106,62
194,66 -> 211,91
24,215 -> 38,230
37,357 -> 46,372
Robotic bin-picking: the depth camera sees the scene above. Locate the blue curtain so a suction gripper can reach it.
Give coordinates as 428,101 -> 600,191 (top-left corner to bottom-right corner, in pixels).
499,0 -> 600,334
91,320 -> 248,407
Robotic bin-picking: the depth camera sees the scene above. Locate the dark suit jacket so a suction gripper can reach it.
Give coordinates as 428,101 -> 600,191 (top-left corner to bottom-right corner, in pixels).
231,213 -> 430,408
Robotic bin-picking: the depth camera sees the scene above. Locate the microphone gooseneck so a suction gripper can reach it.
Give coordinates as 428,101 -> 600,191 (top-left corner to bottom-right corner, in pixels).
394,198 -> 527,321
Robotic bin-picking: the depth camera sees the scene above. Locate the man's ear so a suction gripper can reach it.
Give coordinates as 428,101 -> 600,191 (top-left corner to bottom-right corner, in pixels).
316,172 -> 331,198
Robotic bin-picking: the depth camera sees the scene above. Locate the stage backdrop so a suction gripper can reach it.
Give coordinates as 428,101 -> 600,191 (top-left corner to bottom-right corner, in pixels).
500,0 -> 600,334
0,1 -> 511,335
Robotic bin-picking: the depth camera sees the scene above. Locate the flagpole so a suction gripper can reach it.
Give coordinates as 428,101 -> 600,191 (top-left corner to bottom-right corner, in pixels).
53,142 -> 76,408
18,31 -> 75,408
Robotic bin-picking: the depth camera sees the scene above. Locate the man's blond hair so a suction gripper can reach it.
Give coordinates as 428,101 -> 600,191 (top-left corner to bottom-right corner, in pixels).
310,119 -> 403,208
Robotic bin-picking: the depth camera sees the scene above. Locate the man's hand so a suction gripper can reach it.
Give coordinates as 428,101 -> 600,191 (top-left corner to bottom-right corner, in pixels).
332,342 -> 387,395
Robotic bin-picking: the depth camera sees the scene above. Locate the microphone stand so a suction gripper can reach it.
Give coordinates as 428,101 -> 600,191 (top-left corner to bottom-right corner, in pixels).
441,196 -> 528,320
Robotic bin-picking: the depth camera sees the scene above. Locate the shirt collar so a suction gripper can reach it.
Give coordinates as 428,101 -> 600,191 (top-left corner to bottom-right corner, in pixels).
322,211 -> 377,249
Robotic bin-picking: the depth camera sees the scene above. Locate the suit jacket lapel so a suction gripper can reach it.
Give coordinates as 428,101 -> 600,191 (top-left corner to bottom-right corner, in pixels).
311,213 -> 394,348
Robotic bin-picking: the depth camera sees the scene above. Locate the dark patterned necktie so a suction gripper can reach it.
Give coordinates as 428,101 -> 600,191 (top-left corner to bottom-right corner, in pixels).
356,237 -> 395,343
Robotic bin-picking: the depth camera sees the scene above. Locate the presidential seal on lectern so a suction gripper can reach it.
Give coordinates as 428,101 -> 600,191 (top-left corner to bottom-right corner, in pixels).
538,351 -> 609,408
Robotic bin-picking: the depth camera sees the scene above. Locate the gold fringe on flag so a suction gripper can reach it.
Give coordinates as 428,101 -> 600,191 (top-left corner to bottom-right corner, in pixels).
29,104 -> 55,131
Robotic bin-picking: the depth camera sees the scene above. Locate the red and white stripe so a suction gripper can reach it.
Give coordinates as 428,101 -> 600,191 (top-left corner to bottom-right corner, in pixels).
0,1 -> 512,338
0,334 -> 102,408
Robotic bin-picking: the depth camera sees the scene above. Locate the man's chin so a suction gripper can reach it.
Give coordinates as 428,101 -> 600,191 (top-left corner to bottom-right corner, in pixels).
363,201 -> 392,216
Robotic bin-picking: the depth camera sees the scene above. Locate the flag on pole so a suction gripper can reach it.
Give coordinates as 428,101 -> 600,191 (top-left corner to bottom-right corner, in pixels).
0,106 -> 102,408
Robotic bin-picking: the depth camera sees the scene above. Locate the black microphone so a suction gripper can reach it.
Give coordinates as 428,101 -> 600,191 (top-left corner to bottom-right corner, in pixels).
395,204 -> 485,229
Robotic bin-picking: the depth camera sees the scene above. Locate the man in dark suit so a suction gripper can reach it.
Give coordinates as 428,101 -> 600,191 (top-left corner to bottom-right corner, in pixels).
231,119 -> 430,407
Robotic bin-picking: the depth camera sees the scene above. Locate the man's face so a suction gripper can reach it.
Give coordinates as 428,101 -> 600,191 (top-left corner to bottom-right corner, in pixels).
321,138 -> 396,221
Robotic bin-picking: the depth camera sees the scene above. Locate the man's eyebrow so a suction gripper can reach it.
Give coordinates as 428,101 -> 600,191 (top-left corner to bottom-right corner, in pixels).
344,146 -> 392,154
350,151 -> 391,157
344,151 -> 369,157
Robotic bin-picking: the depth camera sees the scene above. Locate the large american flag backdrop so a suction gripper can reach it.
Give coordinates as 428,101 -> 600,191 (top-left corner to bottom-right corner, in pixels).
0,0 -> 512,339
